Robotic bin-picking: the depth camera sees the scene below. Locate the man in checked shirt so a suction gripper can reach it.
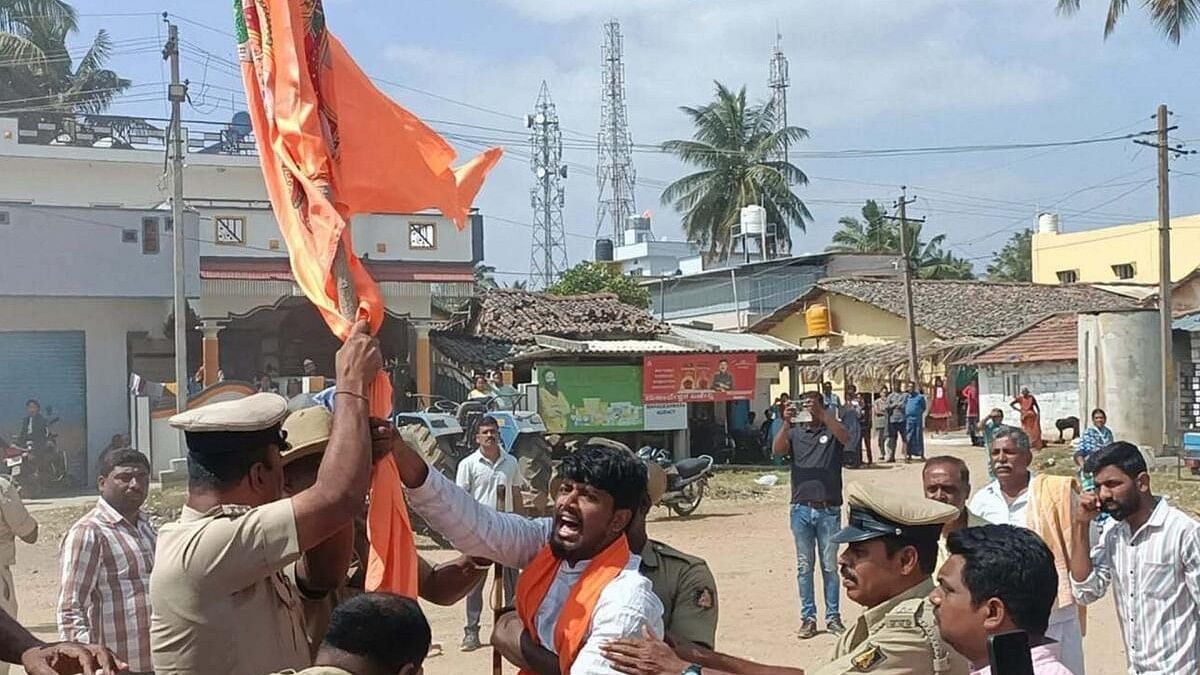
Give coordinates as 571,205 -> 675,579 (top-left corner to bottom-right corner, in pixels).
58,448 -> 157,674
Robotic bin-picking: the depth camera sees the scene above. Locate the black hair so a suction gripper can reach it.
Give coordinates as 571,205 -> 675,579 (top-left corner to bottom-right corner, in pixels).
477,416 -> 500,432
924,455 -> 970,487
1090,408 -> 1106,418
798,390 -> 824,408
98,448 -> 149,478
185,425 -> 283,490
25,399 -> 38,408
1083,441 -> 1147,479
947,525 -> 1057,636
556,444 -> 647,512
880,534 -> 939,575
322,592 -> 431,673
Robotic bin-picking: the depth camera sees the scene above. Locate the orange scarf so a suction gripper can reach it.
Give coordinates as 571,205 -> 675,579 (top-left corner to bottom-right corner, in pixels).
1031,473 -> 1087,634
515,536 -> 631,675
235,0 -> 500,599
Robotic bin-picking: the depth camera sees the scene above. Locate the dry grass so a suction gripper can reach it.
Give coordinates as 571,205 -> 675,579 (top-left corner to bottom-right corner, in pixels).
1035,445 -> 1200,519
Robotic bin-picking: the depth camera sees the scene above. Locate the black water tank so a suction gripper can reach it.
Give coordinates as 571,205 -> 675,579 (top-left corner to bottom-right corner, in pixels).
595,238 -> 614,261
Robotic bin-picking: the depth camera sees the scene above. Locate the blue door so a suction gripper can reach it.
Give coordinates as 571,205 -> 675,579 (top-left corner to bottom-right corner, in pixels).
0,332 -> 87,480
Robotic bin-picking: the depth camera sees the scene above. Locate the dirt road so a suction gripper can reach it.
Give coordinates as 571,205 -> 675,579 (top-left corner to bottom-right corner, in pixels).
10,439 -> 1128,674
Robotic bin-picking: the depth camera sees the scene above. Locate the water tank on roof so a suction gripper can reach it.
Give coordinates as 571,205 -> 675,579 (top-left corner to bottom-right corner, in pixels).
805,304 -> 831,336
595,238 -> 614,261
741,205 -> 767,235
1038,212 -> 1060,235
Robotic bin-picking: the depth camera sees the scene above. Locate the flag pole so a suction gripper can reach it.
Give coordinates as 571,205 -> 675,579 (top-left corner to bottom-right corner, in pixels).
333,242 -> 359,322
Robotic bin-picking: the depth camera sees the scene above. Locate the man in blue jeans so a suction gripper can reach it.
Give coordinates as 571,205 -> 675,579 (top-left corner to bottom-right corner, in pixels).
773,390 -> 849,639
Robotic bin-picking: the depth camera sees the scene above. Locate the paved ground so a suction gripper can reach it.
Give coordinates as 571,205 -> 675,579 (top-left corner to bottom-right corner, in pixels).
9,437 -> 1129,674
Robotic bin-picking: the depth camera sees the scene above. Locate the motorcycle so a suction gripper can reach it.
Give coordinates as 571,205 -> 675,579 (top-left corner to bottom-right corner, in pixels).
636,446 -> 714,517
0,436 -> 22,479
9,414 -> 69,498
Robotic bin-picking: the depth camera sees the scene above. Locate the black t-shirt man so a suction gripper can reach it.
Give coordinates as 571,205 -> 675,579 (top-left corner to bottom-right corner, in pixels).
771,393 -> 849,505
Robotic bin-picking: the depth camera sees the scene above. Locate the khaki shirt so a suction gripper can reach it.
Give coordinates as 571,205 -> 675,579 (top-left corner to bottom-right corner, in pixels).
812,578 -> 968,675
150,498 -> 309,675
269,668 -> 352,675
935,512 -> 991,577
640,539 -> 718,649
0,475 -> 35,567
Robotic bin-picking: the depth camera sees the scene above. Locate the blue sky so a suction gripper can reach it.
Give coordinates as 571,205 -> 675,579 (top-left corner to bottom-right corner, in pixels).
67,0 -> 1200,281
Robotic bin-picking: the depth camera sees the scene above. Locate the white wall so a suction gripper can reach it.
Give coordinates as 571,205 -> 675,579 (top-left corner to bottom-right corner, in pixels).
0,297 -> 170,469
978,361 -> 1080,438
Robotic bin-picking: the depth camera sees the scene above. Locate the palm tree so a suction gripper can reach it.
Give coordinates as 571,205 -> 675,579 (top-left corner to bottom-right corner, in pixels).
1057,0 -> 1196,42
827,200 -> 975,279
474,263 -> 499,291
661,81 -> 812,259
0,0 -> 131,115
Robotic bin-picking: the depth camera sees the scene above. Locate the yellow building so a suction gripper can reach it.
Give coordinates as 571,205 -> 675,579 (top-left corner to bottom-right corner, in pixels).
1032,213 -> 1200,284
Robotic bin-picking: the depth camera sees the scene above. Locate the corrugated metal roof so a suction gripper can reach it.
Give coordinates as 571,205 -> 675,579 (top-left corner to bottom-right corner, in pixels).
668,325 -> 800,354
578,340 -> 693,354
1175,312 -> 1200,332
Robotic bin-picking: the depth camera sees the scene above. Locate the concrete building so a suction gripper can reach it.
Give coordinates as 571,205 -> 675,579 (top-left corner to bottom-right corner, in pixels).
0,113 -> 480,476
1032,211 -> 1200,285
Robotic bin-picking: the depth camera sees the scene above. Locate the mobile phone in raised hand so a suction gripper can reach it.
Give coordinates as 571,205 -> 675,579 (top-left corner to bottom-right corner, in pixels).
987,630 -> 1034,675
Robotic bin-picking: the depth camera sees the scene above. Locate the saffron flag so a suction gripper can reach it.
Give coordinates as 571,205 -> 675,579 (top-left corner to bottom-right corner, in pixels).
236,0 -> 502,598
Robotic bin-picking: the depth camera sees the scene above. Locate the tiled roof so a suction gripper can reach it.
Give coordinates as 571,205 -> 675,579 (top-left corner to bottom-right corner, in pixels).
459,289 -> 666,343
966,314 -> 1078,365
430,333 -> 529,370
753,277 -> 1134,338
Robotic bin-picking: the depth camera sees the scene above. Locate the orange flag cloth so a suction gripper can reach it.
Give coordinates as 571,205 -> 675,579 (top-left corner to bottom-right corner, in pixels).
236,0 -> 502,598
515,536 -> 632,675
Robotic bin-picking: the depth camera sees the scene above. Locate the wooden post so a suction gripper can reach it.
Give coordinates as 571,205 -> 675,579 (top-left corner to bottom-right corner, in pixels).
333,243 -> 359,322
492,484 -> 507,675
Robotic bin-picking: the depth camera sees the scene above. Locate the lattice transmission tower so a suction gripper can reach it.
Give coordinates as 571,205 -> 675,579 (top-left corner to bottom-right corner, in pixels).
595,19 -> 638,243
768,29 -> 790,163
527,81 -> 569,288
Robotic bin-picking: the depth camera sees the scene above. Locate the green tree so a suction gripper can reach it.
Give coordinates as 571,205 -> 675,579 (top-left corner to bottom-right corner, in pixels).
827,200 -> 975,280
474,262 -> 499,291
0,0 -> 131,115
1057,0 -> 1196,43
660,81 -> 811,258
986,229 -> 1033,281
547,261 -> 651,309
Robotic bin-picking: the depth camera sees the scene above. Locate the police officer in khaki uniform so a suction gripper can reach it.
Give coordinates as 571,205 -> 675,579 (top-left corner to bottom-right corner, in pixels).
279,405 -> 488,655
811,482 -> 968,675
0,473 -> 36,675
150,320 -> 382,675
603,482 -> 970,675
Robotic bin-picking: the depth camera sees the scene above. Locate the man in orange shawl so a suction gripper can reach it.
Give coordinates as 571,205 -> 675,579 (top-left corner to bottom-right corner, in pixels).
391,440 -> 664,674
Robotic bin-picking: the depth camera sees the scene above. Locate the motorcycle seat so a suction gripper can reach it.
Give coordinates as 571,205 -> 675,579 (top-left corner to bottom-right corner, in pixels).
675,457 -> 710,479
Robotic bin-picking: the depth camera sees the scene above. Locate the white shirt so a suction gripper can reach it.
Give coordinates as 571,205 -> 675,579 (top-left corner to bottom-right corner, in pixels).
968,478 -> 1080,632
407,469 -> 664,674
456,447 -> 521,512
1071,497 -> 1200,675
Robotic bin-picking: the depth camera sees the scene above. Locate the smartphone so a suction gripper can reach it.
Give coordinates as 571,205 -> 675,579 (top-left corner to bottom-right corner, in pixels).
987,630 -> 1034,675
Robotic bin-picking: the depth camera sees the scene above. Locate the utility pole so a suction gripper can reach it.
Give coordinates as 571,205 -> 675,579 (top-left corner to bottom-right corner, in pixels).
884,189 -> 923,383
1134,105 -> 1192,453
163,18 -> 189,413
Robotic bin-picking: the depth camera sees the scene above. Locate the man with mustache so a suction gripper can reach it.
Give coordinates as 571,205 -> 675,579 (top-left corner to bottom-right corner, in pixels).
920,456 -> 988,575
1070,441 -> 1200,675
601,483 -> 969,675
968,426 -> 1085,675
393,439 -> 663,674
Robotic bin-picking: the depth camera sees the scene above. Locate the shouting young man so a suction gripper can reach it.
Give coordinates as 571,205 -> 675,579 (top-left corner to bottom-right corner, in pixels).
394,440 -> 662,674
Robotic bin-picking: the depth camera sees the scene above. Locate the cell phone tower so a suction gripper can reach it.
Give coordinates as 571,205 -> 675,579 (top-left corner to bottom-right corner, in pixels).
768,28 -> 790,164
527,81 -> 569,288
595,19 -> 638,244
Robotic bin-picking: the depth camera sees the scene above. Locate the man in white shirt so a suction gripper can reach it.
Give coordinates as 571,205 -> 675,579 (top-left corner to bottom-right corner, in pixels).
967,426 -> 1085,675
456,416 -> 522,652
392,438 -> 663,674
1070,441 -> 1200,675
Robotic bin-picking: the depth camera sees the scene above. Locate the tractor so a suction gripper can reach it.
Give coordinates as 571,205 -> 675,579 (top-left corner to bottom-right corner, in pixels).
395,394 -> 555,517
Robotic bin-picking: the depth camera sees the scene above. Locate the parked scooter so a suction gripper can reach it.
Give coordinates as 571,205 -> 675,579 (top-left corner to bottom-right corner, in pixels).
8,414 -> 69,498
636,446 -> 714,516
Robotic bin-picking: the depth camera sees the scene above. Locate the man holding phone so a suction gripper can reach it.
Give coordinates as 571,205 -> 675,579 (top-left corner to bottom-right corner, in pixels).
772,391 -> 849,639
931,524 -> 1074,675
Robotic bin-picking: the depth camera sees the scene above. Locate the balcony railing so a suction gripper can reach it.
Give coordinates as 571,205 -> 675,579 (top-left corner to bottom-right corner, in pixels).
11,113 -> 258,157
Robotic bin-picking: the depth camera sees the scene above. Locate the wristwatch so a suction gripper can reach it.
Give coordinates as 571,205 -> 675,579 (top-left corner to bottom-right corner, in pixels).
682,666 -> 702,675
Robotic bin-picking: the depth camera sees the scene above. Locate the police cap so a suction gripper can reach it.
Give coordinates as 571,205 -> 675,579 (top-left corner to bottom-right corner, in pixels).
169,393 -> 290,455
831,482 -> 959,544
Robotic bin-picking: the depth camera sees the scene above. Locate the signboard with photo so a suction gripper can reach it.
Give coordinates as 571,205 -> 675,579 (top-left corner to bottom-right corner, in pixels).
643,353 -> 758,403
537,365 -> 643,434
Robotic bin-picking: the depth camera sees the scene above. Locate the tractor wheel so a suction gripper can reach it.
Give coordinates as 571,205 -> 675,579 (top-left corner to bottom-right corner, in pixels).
512,434 -> 555,516
397,423 -> 455,549
398,423 -> 457,480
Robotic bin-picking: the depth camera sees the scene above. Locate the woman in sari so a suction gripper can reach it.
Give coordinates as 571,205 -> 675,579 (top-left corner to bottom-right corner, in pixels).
1011,387 -> 1043,449
928,375 -> 952,434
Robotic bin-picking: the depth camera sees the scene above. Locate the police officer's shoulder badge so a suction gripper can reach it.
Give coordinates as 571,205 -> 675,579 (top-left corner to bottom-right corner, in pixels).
694,587 -> 715,609
850,644 -> 886,672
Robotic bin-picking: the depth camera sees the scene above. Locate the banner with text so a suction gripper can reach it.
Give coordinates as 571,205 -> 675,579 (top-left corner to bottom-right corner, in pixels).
643,353 -> 758,403
537,365 -> 643,434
